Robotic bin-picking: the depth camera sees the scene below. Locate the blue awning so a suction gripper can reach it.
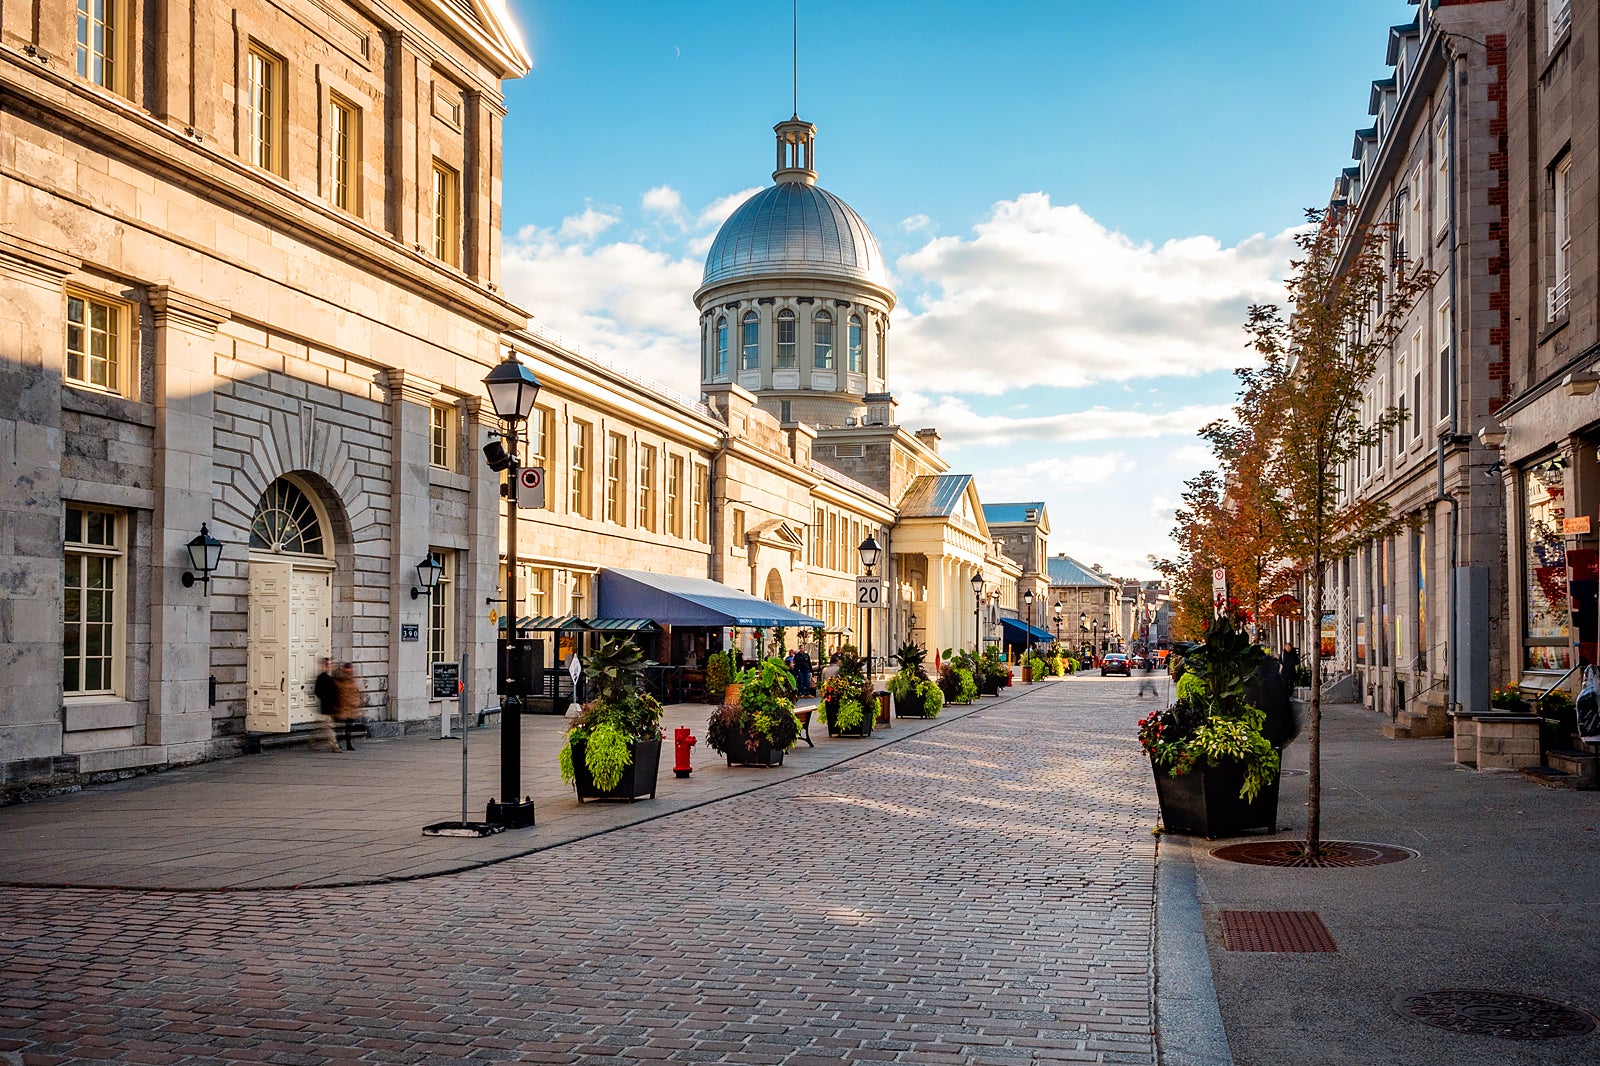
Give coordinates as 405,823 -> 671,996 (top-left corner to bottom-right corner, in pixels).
597,568 -> 825,628
1000,617 -> 1054,642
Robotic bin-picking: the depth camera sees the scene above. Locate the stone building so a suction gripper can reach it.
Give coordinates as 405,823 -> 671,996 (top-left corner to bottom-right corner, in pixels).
1316,0 -> 1512,733
1046,553 -> 1119,657
2,0 -> 531,792
1315,0 -> 1597,731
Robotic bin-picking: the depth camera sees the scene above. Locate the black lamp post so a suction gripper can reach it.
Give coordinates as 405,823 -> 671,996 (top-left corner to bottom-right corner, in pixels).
483,353 -> 541,829
1079,611 -> 1090,661
1023,589 -> 1035,654
970,571 -> 985,657
858,534 -> 880,683
1091,620 -> 1100,661
1052,600 -> 1062,648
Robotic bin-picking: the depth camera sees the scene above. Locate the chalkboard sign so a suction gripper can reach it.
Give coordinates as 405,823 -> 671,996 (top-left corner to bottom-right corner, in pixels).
431,661 -> 460,699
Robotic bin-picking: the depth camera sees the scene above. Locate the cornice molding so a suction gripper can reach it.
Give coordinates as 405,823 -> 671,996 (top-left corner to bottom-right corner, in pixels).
381,368 -> 443,406
0,230 -> 81,286
149,283 -> 231,335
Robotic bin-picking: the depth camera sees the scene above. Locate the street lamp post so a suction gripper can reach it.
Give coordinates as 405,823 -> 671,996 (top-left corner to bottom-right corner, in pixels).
482,354 -> 541,829
1052,600 -> 1062,648
1091,620 -> 1100,662
1023,589 -> 1035,654
858,534 -> 881,685
970,571 -> 985,657
1079,611 -> 1089,662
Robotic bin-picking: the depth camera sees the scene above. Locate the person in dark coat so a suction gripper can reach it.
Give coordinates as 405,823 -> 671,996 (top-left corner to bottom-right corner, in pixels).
1282,643 -> 1302,687
312,658 -> 341,752
1250,656 -> 1298,750
793,648 -> 814,697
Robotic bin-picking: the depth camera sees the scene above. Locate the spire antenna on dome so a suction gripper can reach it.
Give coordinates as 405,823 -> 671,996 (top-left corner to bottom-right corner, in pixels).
792,0 -> 798,118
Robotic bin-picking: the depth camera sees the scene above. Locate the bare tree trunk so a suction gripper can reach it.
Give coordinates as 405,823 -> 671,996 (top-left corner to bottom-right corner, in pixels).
1306,553 -> 1324,856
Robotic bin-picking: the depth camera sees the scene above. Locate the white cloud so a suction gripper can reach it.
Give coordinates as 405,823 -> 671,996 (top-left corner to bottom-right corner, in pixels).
894,392 -> 1231,448
893,193 -> 1297,395
557,205 -> 620,242
642,185 -> 684,219
975,453 -> 1132,500
901,213 -> 934,234
696,187 -> 763,231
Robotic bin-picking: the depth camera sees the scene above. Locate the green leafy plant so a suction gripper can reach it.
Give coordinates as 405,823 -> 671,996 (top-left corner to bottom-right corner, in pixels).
706,649 -> 736,700
559,637 -> 663,792
706,657 -> 801,756
887,645 -> 942,717
835,698 -> 866,731
1137,612 -> 1280,802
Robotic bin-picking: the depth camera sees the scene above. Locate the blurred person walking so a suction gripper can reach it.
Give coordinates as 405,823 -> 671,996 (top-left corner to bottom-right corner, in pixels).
333,662 -> 363,751
312,658 -> 342,752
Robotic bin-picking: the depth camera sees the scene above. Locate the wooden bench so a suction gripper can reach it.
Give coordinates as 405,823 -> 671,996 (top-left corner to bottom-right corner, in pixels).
793,708 -> 815,747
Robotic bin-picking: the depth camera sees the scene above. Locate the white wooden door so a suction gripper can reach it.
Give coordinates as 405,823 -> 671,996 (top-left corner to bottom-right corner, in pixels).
246,561 -> 293,732
289,568 -> 332,725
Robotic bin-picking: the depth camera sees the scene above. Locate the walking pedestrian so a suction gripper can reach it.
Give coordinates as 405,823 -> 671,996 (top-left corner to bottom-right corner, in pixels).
794,647 -> 813,697
334,662 -> 363,751
312,658 -> 341,752
1282,643 -> 1301,687
1136,657 -> 1159,700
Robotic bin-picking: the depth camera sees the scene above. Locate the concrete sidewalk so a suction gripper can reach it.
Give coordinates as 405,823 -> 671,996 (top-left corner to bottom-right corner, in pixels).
0,684 -> 1040,891
1172,699 -> 1600,1066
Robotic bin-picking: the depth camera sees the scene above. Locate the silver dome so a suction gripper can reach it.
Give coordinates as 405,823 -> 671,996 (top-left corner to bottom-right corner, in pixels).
700,183 -> 889,291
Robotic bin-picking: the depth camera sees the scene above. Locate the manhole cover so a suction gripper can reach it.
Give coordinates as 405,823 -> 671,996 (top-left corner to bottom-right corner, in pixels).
1221,910 -> 1337,952
1210,840 -> 1417,868
1397,990 -> 1596,1039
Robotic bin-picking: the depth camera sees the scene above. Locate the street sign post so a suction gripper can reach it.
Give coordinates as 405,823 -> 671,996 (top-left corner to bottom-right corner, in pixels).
1211,567 -> 1227,617
516,466 -> 545,509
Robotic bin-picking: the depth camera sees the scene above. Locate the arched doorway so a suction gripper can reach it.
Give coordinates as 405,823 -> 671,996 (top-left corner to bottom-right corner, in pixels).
764,568 -> 785,605
245,475 -> 337,732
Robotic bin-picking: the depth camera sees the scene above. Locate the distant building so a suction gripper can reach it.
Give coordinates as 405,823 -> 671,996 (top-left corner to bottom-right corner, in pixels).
1046,554 -> 1119,654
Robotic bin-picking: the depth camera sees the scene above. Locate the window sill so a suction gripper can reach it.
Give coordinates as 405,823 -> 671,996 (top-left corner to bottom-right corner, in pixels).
1539,315 -> 1569,346
61,384 -> 155,425
429,467 -> 469,492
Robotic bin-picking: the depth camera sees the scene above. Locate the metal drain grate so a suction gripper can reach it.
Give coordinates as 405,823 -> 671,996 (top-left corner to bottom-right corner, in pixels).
1211,840 -> 1417,868
1221,910 -> 1338,952
1397,990 -> 1597,1039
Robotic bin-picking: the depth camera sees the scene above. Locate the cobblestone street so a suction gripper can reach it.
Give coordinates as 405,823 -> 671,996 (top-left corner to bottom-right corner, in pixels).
0,680 -> 1160,1064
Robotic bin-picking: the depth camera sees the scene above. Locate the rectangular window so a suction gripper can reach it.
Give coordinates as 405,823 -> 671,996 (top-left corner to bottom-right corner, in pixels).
733,508 -> 746,550
1551,155 -> 1572,319
1394,355 -> 1406,456
1436,300 -> 1451,422
1433,123 -> 1449,236
329,95 -> 359,214
692,464 -> 708,542
776,312 -> 797,369
605,432 -> 626,524
875,324 -> 887,380
246,48 -> 284,175
848,317 -> 863,374
528,405 -> 552,511
1409,332 -> 1423,443
715,319 -> 729,376
638,444 -> 657,533
431,161 -> 460,266
76,0 -> 121,93
1522,463 -> 1571,671
63,505 -> 122,695
813,313 -> 834,370
1550,0 -> 1572,49
65,291 -> 125,395
741,314 -> 759,371
427,550 -> 455,667
429,403 -> 453,469
524,565 -> 549,620
667,455 -> 683,538
1409,164 -> 1424,263
570,421 -> 592,517
1375,377 -> 1385,466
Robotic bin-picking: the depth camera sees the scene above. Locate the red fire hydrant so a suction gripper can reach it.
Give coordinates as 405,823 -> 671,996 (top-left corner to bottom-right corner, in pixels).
673,726 -> 697,778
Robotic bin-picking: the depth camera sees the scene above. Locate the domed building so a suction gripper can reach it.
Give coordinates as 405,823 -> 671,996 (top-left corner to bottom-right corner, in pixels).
695,118 -> 895,429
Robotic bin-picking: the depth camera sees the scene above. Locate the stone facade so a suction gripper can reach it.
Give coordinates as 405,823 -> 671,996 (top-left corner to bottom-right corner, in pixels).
1,0 -> 530,794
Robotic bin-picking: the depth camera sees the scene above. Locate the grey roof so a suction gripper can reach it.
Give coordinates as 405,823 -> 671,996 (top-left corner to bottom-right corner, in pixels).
1046,554 -> 1118,589
898,474 -> 972,519
701,182 -> 888,291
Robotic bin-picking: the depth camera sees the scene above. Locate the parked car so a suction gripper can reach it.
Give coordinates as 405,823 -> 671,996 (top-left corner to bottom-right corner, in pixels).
1101,653 -> 1132,677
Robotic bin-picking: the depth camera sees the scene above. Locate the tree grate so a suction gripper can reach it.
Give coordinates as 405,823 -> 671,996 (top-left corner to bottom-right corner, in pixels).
1397,990 -> 1597,1039
1220,910 -> 1338,952
1210,839 -> 1417,868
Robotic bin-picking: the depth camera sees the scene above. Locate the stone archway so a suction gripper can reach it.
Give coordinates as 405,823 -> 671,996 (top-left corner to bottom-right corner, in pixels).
764,568 -> 785,605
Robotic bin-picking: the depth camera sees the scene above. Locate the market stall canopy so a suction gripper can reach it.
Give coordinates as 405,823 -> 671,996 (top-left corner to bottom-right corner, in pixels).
497,614 -> 660,634
598,569 -> 825,628
1000,617 -> 1054,643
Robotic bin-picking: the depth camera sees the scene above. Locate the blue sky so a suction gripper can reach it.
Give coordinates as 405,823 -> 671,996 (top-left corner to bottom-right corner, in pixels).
495,0 -> 1418,578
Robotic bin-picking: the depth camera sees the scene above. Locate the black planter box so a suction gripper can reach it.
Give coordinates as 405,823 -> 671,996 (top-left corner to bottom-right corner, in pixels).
1151,756 -> 1280,839
571,737 -> 661,802
895,690 -> 937,718
978,675 -> 1002,697
824,698 -> 874,737
726,728 -> 785,767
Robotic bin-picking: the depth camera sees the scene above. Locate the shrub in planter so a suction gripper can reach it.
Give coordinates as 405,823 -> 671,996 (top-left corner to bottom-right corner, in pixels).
706,658 -> 801,764
888,642 -> 943,717
938,663 -> 977,705
1137,612 -> 1281,837
821,655 -> 874,736
558,637 -> 664,801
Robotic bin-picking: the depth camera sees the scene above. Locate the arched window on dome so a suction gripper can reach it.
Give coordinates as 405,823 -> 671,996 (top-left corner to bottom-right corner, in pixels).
813,310 -> 834,370
741,311 -> 759,371
776,308 -> 797,369
848,315 -> 863,373
716,317 -> 729,377
876,320 -> 888,379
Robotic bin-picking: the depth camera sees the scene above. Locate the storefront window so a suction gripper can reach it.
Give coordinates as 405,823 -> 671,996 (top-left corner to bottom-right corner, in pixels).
1522,462 -> 1571,671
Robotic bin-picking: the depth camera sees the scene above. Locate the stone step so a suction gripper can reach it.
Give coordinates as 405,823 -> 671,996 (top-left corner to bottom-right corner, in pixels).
1383,709 -> 1451,740
1546,749 -> 1599,790
1521,765 -> 1581,789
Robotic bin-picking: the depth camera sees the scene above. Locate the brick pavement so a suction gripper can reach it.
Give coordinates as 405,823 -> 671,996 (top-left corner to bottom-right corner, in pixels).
0,677 -> 1161,1065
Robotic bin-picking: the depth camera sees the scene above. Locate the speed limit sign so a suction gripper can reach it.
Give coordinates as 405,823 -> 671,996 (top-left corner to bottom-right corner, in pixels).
516,466 -> 545,509
855,575 -> 885,610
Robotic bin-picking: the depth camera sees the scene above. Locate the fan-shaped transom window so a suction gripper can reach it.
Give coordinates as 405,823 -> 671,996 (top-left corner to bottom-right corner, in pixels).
249,478 -> 327,556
